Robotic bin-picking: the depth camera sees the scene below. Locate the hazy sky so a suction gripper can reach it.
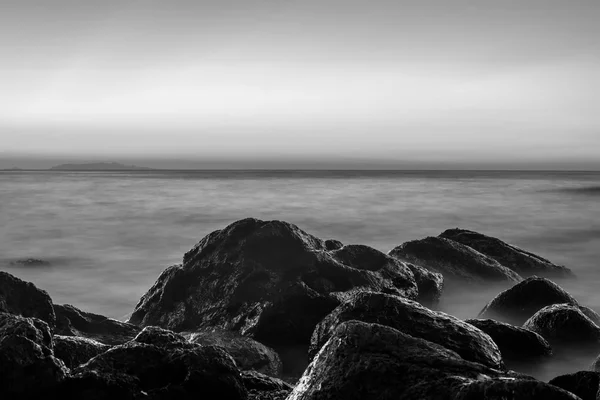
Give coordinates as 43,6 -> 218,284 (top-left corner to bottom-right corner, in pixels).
1,0 -> 599,169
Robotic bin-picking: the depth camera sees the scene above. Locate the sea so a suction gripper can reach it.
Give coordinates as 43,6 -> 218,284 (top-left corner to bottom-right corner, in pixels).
1,169 -> 599,380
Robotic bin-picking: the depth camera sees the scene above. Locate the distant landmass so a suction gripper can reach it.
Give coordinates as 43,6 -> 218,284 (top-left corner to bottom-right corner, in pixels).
49,162 -> 153,171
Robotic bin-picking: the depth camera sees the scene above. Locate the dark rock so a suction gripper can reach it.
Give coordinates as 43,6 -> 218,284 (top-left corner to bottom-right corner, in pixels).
77,341 -> 248,399
9,258 -> 51,267
133,325 -> 188,348
50,370 -> 144,400
129,218 -> 421,348
549,371 -> 600,400
0,312 -> 68,398
523,304 -> 600,350
0,271 -> 56,329
389,236 -> 521,285
324,239 -> 343,251
405,262 -> 444,305
465,319 -> 552,361
479,277 -> 579,325
55,303 -> 140,345
580,306 -> 600,326
189,329 -> 282,376
242,371 -> 293,400
439,228 -> 574,278
54,335 -> 110,368
309,291 -> 504,369
289,320 -> 576,400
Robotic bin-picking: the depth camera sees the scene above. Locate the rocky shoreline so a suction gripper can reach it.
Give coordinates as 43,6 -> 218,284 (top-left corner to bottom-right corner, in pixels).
1,217 -> 599,399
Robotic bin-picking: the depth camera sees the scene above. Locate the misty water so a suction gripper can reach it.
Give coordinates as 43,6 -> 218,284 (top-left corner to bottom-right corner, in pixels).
1,170 -> 599,381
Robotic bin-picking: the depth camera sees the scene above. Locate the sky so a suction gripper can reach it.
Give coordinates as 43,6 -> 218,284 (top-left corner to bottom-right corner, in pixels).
1,0 -> 599,169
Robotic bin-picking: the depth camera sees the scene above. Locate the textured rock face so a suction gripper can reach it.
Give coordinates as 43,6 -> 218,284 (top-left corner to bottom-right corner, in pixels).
405,262 -> 444,306
523,304 -> 600,350
439,228 -> 574,278
289,320 -> 578,400
389,236 -> 522,285
55,303 -> 141,345
479,277 -> 580,325
242,370 -> 293,400
54,335 -> 110,368
129,218 -> 421,346
0,312 -> 68,398
309,291 -> 504,369
549,371 -> 600,400
190,330 -> 282,376
465,319 -> 552,361
0,271 -> 56,329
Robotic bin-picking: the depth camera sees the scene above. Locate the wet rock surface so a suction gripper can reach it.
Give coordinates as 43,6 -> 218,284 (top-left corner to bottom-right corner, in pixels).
310,291 -> 504,369
129,218 -> 421,347
54,335 -> 111,368
389,236 -> 522,285
549,371 -> 600,400
465,318 -> 552,361
55,303 -> 141,345
479,277 -> 580,325
439,228 -> 574,278
0,271 -> 56,329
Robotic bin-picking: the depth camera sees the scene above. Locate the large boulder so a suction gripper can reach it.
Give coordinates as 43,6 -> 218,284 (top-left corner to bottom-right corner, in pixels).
465,319 -> 552,361
289,320 -> 578,400
549,371 -> 600,400
54,335 -> 110,368
479,277 -> 580,325
309,291 -> 503,369
55,303 -> 140,345
523,304 -> 600,350
388,236 -> 521,285
439,228 -> 574,278
0,271 -> 56,329
0,312 -> 68,398
129,218 -> 421,347
189,329 -> 282,376
405,262 -> 444,306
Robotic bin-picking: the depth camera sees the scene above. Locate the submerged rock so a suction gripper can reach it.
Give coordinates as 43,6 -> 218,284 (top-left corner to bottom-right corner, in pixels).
55,303 -> 140,345
9,258 -> 51,267
289,320 -> 577,400
189,329 -> 282,376
309,291 -> 504,369
479,277 -> 579,325
388,236 -> 521,285
549,371 -> 600,400
439,228 -> 574,278
129,218 -> 422,347
0,271 -> 56,329
54,335 -> 110,368
465,319 -> 552,361
523,304 -> 600,350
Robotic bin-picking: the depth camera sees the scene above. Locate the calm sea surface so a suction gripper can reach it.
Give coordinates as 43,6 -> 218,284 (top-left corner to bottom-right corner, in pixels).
1,170 -> 599,380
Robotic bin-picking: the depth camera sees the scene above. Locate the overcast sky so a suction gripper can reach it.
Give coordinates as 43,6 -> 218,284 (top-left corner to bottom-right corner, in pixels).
1,0 -> 599,169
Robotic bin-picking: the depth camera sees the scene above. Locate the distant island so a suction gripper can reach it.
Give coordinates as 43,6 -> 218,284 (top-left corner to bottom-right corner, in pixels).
49,162 -> 153,171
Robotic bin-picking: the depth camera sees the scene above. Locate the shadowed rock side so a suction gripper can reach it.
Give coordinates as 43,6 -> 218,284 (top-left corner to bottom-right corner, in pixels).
55,303 -> 141,345
289,320 -> 579,400
54,335 -> 110,368
549,371 -> 600,400
465,319 -> 552,361
439,228 -> 574,278
241,370 -> 293,400
129,218 -> 422,347
0,271 -> 56,330
479,277 -> 580,325
405,262 -> 444,305
388,236 -> 522,286
309,291 -> 504,369
523,304 -> 600,351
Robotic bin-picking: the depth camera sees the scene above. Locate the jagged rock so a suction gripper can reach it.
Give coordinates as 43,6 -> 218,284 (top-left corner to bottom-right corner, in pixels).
523,304 -> 600,350
243,370 -> 292,400
439,228 -> 574,278
133,325 -> 188,348
0,271 -> 56,329
405,262 -> 444,306
309,291 -> 503,369
129,218 -> 421,348
388,236 -> 521,285
0,312 -> 68,398
75,341 -> 247,399
465,319 -> 552,361
189,329 -> 282,376
54,335 -> 110,368
9,258 -> 51,267
55,303 -> 140,345
479,277 -> 580,325
289,320 -> 578,400
549,371 -> 600,400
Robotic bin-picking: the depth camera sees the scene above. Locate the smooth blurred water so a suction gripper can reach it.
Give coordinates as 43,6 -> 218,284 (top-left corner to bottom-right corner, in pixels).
1,170 -> 599,380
